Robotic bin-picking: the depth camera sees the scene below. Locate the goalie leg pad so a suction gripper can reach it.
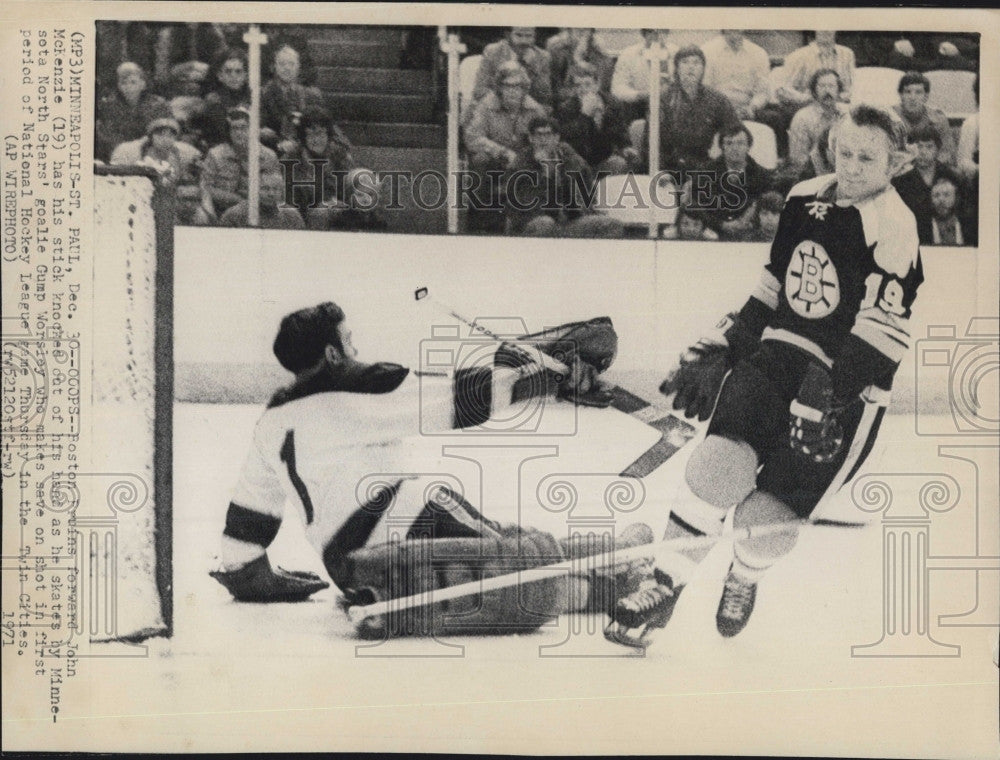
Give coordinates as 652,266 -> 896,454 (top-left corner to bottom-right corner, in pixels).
732,490 -> 800,570
343,527 -> 570,638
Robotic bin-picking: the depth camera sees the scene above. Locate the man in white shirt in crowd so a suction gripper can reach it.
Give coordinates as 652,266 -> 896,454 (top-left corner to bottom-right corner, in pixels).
787,68 -> 847,172
611,29 -> 677,124
757,30 -> 855,158
701,30 -> 771,121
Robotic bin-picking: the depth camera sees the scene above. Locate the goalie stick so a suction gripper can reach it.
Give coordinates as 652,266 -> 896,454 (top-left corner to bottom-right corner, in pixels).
415,286 -> 571,378
344,518 -> 855,626
414,287 -> 698,478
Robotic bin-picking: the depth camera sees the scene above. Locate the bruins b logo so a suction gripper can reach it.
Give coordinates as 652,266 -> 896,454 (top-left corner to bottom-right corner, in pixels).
785,240 -> 839,318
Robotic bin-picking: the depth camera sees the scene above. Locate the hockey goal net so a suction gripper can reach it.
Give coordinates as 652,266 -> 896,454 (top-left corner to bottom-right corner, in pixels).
89,165 -> 173,641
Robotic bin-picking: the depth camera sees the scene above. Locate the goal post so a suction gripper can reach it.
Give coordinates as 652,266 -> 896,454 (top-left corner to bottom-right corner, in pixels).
91,164 -> 174,642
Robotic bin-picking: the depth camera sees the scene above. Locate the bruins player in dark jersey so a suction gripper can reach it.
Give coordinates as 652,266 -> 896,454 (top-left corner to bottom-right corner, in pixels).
606,104 -> 922,649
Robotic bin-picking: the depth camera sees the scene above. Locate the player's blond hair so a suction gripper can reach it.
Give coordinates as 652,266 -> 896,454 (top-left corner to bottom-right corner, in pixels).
828,104 -> 912,175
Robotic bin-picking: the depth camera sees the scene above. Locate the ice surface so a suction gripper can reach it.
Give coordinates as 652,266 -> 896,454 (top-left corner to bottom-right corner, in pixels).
167,403 -> 994,664
14,402 -> 994,755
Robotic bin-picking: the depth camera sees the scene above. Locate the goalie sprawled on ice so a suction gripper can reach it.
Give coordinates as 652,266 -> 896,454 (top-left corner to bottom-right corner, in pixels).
210,302 -> 654,638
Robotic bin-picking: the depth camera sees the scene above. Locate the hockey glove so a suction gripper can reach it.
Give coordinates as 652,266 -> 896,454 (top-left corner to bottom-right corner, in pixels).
789,363 -> 849,464
557,355 -> 613,408
659,340 -> 730,422
658,312 -> 761,422
210,554 -> 329,602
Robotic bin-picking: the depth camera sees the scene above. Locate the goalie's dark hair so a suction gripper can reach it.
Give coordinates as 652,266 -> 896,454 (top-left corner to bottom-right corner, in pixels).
273,301 -> 346,374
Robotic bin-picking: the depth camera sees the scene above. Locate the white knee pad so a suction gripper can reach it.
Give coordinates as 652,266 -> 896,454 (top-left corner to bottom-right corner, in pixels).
733,490 -> 800,570
685,435 -> 758,509
667,435 -> 758,537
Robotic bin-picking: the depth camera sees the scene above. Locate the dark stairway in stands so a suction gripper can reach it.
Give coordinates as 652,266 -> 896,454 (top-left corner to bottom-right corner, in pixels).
307,26 -> 447,234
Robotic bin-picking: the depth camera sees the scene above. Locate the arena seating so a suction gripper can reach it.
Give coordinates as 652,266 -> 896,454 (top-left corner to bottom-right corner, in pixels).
850,67 -> 905,108
925,69 -> 978,115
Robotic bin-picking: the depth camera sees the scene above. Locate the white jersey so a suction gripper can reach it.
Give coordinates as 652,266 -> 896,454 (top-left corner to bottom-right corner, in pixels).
220,357 -> 540,582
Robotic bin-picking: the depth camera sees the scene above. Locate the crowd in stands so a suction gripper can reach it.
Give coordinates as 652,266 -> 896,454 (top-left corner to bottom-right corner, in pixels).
95,22 -> 385,230
458,27 -> 979,243
94,23 -> 980,245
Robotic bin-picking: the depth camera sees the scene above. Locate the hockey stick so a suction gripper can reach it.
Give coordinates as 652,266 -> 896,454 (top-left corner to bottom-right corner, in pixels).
345,518 -> 839,625
415,286 -> 571,377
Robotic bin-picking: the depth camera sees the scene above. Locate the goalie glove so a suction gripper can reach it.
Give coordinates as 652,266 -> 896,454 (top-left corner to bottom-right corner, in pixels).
556,355 -> 613,408
789,363 -> 850,464
210,554 -> 330,603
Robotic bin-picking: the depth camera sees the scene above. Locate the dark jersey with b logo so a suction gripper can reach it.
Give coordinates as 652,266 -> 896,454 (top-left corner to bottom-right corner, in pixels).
749,174 -> 923,378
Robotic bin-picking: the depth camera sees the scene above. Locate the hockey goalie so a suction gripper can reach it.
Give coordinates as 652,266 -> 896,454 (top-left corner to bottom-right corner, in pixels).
210,302 -> 651,638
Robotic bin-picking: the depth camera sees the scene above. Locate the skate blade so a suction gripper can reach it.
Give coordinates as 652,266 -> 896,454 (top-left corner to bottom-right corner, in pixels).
603,622 -> 653,652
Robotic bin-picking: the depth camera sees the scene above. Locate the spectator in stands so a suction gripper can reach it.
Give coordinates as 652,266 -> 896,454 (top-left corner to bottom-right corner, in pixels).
796,124 -> 834,184
147,23 -> 231,95
787,68 -> 847,172
611,29 -> 677,125
194,106 -> 281,226
96,62 -> 172,162
699,122 -> 773,241
757,30 -> 854,158
504,116 -> 623,239
472,27 -> 552,111
956,74 -> 979,180
282,106 -> 385,232
548,28 -> 615,101
555,62 -> 636,175
466,63 -> 548,170
892,126 -> 954,244
927,172 -> 975,246
465,63 -> 548,232
648,46 -> 740,175
261,43 -> 325,156
220,169 -> 306,230
110,116 -> 203,224
670,205 -> 718,241
892,71 -> 957,166
701,30 -> 771,121
203,49 -> 251,146
749,190 -> 785,242
110,116 -> 200,183
167,60 -> 209,131
778,30 -> 854,105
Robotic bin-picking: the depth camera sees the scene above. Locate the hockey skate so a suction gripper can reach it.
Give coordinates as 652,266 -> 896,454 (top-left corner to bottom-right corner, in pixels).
715,563 -> 758,638
561,522 -> 656,615
603,567 -> 684,651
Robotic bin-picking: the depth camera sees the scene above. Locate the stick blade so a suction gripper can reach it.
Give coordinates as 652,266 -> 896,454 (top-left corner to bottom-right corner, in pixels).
414,287 -> 428,301
620,414 -> 697,479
